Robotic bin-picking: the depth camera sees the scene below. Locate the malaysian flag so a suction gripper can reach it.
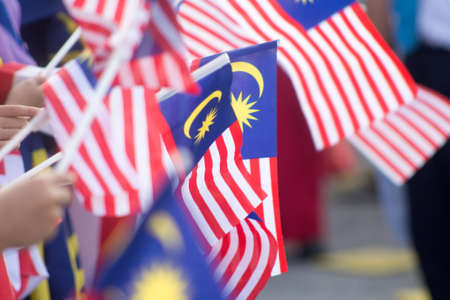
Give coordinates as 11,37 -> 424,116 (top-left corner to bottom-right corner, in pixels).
42,59 -> 169,216
93,182 -> 224,299
64,0 -> 196,92
198,42 -> 287,275
351,86 -> 450,185
180,0 -> 417,149
207,214 -> 277,300
158,60 -> 266,247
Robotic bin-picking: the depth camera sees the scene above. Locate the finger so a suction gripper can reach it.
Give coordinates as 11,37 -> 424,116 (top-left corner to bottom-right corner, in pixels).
34,76 -> 46,86
50,188 -> 73,206
0,117 -> 27,129
0,105 -> 40,118
0,128 -> 21,140
48,172 -> 76,186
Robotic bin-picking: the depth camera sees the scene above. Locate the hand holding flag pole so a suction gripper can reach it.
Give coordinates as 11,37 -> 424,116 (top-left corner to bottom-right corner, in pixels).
0,28 -> 82,163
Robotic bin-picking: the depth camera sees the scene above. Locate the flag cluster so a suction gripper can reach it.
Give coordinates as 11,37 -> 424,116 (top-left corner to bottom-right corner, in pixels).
3,0 -> 449,299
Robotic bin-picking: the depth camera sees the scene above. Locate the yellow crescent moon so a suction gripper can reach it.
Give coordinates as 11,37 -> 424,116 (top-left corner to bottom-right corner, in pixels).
184,90 -> 222,139
231,61 -> 264,98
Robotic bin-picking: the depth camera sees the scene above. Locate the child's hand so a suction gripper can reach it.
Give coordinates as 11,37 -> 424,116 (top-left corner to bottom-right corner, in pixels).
0,105 -> 40,147
0,171 -> 75,250
5,77 -> 46,107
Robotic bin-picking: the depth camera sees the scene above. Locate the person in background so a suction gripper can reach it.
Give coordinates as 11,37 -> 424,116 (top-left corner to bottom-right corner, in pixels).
368,1 -> 450,299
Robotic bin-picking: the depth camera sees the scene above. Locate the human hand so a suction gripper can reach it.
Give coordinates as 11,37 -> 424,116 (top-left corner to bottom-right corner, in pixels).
0,105 -> 40,147
0,171 -> 75,250
5,77 -> 46,107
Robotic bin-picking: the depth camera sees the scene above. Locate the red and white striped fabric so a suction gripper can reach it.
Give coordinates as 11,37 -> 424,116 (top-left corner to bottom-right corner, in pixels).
0,62 -> 44,104
63,0 -> 148,59
244,157 -> 287,276
43,59 -> 169,216
180,122 -> 267,247
3,247 -> 48,299
350,86 -> 450,185
178,0 -> 257,60
65,0 -> 197,93
180,0 -> 417,149
207,217 -> 277,300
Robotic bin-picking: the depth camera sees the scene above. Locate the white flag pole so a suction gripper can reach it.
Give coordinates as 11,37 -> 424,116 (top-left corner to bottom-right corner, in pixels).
8,152 -> 63,185
0,28 -> 82,162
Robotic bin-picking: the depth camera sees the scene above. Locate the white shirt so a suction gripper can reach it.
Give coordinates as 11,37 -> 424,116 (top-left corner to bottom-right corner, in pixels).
417,0 -> 450,49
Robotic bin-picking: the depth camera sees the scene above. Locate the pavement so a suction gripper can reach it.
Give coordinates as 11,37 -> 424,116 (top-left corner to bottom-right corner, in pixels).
259,183 -> 427,300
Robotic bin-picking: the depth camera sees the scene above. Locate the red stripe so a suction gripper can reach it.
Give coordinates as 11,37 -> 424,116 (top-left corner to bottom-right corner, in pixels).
357,134 -> 407,181
188,166 -> 225,240
144,89 -> 166,195
96,0 -> 107,15
351,3 -> 417,98
121,90 -> 136,168
153,54 -> 169,88
210,232 -> 231,268
327,18 -> 387,114
75,19 -> 112,37
114,0 -> 126,24
315,26 -> 374,122
250,0 -> 346,140
203,151 -> 240,228
73,0 -> 86,7
269,157 -> 287,273
228,1 -> 329,147
339,9 -> 402,108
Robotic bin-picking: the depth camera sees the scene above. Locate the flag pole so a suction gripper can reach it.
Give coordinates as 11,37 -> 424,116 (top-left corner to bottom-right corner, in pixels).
0,28 -> 82,162
7,152 -> 63,185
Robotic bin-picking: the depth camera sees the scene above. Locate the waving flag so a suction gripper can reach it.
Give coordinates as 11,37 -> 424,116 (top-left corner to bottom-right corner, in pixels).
159,60 -> 266,247
93,182 -> 224,300
351,86 -> 450,185
183,0 -> 417,149
65,0 -> 196,92
42,59 -> 168,216
198,42 -> 287,275
207,214 -> 277,300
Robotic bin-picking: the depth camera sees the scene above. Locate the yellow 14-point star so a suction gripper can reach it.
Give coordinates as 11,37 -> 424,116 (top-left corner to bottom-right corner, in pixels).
231,92 -> 259,131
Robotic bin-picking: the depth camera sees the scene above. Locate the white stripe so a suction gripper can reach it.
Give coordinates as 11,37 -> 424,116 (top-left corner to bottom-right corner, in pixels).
164,54 -> 184,91
139,57 -> 159,89
132,88 -> 153,210
410,101 -> 450,133
399,108 -> 444,145
103,0 -> 120,20
207,239 -> 223,263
